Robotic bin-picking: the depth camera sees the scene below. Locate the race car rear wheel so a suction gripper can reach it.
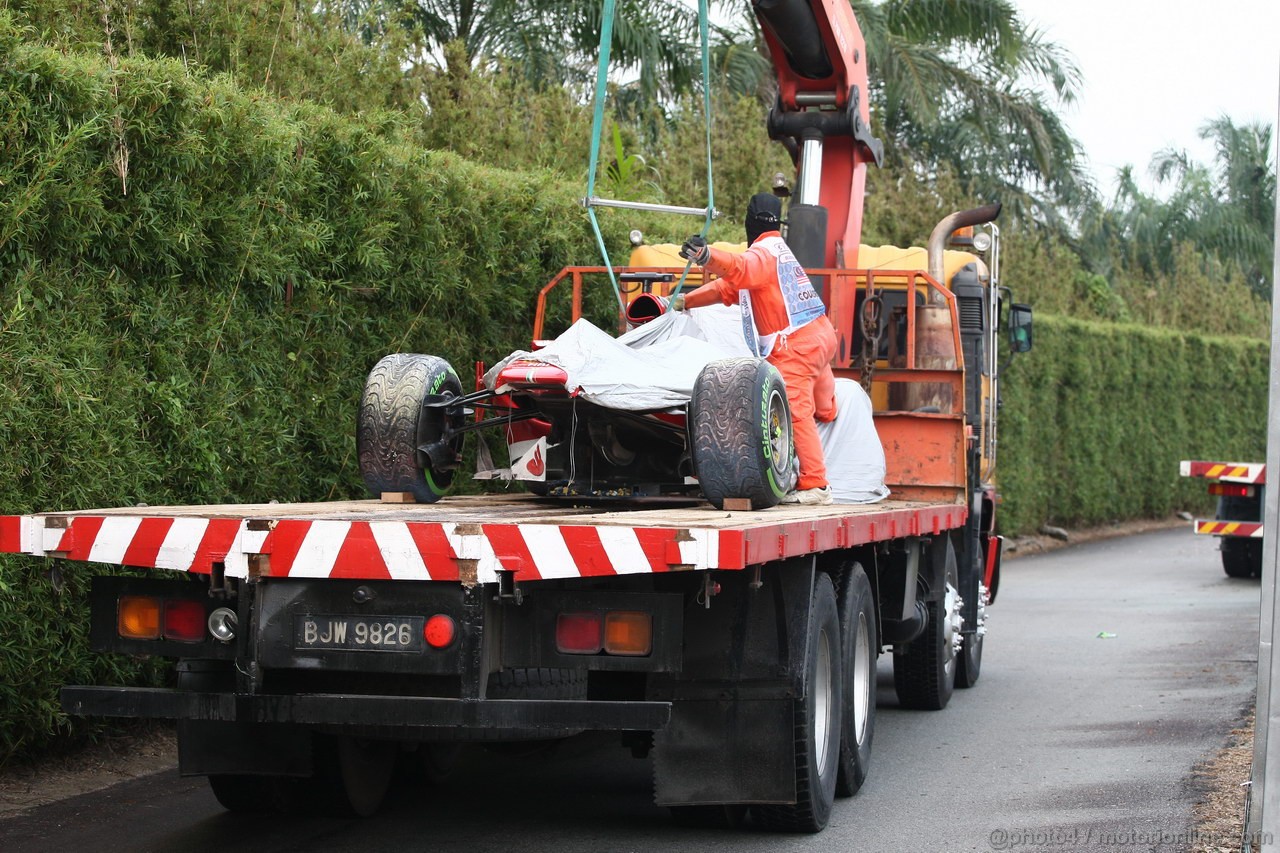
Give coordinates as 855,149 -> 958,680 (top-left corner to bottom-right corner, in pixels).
690,358 -> 794,510
357,353 -> 463,503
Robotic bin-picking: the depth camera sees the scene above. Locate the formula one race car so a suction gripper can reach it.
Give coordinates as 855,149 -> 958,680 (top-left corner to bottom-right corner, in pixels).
356,281 -> 797,511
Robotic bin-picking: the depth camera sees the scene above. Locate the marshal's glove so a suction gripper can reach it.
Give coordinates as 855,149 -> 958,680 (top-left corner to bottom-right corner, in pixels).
669,295 -> 686,312
679,234 -> 710,266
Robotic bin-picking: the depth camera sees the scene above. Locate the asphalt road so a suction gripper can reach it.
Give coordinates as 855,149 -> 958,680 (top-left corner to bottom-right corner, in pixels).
0,529 -> 1261,853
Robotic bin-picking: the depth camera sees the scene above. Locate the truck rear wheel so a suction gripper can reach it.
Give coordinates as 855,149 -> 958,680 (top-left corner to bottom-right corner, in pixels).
690,358 -> 794,510
893,538 -> 960,711
332,736 -> 397,817
1222,539 -> 1261,579
955,600 -> 984,688
357,353 -> 463,503
834,562 -> 876,798
207,774 -> 277,813
754,573 -> 842,832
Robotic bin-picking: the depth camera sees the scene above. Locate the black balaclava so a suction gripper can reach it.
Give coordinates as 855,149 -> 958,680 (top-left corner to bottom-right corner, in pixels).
745,192 -> 783,244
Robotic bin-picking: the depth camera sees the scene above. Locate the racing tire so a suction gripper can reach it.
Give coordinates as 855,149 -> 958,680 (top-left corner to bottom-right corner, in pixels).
690,358 -> 794,510
893,537 -> 959,711
754,573 -> 842,833
833,562 -> 876,798
357,353 -> 463,503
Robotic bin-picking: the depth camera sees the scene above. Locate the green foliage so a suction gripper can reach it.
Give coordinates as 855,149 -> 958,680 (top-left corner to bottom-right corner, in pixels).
603,124 -> 659,201
413,42 -> 594,176
644,91 -> 793,239
998,315 -> 1269,535
0,29 -> 629,761
1070,271 -> 1128,322
8,0 -> 418,113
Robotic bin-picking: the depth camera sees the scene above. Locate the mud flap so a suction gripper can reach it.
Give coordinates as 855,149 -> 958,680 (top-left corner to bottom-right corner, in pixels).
179,720 -> 313,777
652,698 -> 794,805
650,558 -> 815,806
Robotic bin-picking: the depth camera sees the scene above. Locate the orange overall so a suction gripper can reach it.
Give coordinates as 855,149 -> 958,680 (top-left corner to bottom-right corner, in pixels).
683,232 -> 838,491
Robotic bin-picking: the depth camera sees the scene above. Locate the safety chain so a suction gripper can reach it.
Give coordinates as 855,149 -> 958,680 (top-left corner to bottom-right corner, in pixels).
858,292 -> 883,394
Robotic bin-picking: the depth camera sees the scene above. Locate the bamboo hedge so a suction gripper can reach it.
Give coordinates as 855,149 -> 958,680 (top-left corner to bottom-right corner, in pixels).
0,24 -> 1270,760
998,315 -> 1269,534
0,26 -> 622,758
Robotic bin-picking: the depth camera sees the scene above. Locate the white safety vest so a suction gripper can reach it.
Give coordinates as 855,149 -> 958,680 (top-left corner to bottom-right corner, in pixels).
738,236 -> 825,357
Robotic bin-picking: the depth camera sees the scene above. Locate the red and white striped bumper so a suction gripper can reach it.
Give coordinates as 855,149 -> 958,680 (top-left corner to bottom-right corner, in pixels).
1180,460 -> 1267,484
1193,519 -> 1264,538
0,498 -> 965,583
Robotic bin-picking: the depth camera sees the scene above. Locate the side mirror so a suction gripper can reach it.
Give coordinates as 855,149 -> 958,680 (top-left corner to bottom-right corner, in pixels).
1008,303 -> 1033,353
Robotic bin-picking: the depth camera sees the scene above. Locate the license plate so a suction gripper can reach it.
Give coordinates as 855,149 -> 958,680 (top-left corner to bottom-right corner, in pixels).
295,615 -> 424,652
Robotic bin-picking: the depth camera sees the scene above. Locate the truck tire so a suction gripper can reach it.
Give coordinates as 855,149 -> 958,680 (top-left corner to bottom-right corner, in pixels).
954,530 -> 983,689
207,774 -> 276,813
955,599 -> 984,688
279,734 -> 396,818
483,668 -> 588,741
668,804 -> 749,828
357,353 -> 462,503
755,573 -> 842,833
690,358 -> 794,510
1222,539 -> 1261,579
834,562 -> 876,798
893,537 -> 960,711
416,742 -> 465,785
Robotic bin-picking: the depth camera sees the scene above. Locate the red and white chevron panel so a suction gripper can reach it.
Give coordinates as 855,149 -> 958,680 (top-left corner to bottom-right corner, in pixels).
1194,519 -> 1264,538
0,514 -> 720,583
0,502 -> 966,582
1180,460 -> 1267,484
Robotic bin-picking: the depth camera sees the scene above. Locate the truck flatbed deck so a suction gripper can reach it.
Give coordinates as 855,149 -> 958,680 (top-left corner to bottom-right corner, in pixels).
1,495 -> 965,582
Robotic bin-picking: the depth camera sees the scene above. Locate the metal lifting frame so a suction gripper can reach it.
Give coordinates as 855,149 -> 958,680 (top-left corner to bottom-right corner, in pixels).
581,0 -> 718,308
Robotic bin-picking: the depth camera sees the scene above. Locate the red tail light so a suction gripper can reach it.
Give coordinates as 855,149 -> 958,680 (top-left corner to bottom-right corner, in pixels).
1209,483 -> 1255,498
163,599 -> 207,642
556,612 -> 602,654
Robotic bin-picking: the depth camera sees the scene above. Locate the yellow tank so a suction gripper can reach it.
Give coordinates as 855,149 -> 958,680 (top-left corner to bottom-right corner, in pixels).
626,242 -> 747,299
855,245 -> 979,282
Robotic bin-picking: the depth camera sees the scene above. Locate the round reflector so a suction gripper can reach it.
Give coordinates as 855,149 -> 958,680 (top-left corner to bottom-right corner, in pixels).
207,607 -> 238,643
425,614 -> 456,649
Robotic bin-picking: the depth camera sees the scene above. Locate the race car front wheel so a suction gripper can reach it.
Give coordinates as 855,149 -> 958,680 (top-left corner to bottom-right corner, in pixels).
690,358 -> 794,510
357,353 -> 463,503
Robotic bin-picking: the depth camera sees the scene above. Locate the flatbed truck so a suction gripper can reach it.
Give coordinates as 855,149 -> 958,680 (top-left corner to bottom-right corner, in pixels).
0,0 -> 1035,832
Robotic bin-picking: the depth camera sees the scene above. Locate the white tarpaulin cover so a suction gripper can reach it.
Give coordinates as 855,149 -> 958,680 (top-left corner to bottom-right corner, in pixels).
817,379 -> 891,504
488,307 -> 751,412
487,306 -> 888,503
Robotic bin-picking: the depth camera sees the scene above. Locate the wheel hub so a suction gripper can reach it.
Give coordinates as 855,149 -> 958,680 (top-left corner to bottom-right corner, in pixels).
974,582 -> 988,638
814,626 -> 833,776
942,581 -> 965,669
852,612 -> 871,745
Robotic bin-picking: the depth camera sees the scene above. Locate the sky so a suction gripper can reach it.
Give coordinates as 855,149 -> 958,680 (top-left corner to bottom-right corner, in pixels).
1013,0 -> 1280,197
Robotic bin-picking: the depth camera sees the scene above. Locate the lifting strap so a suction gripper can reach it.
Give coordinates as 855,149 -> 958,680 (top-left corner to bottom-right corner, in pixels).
584,0 -> 717,309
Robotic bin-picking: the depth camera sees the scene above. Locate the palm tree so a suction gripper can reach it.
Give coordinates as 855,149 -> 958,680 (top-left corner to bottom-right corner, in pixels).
704,0 -> 1089,224
1151,117 -> 1275,297
339,0 -> 707,103
1076,116 -> 1274,299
